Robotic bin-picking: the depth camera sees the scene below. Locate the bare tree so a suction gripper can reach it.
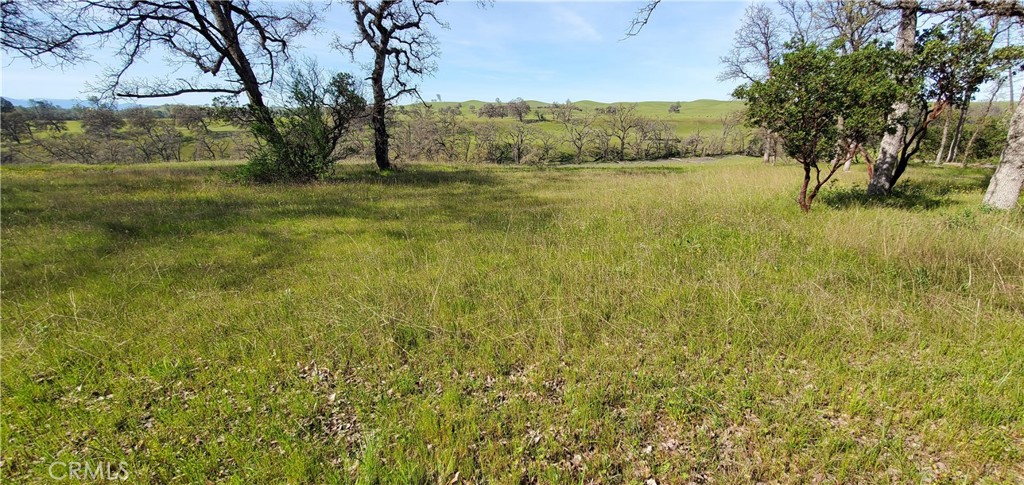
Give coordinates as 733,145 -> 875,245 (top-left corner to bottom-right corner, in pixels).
26,100 -> 68,133
838,3 -> 895,49
0,0 -> 82,63
477,102 -> 507,118
592,124 -> 617,161
716,111 -> 744,155
340,0 -> 446,170
683,128 -> 706,158
123,108 -> 158,135
0,101 -> 30,144
507,98 -> 531,122
549,100 -> 580,124
436,105 -> 468,161
0,0 -> 319,158
503,123 -> 533,164
555,102 -> 595,163
603,104 -> 643,161
776,0 -> 818,44
171,105 -> 211,133
792,1 -> 897,53
718,3 -> 784,164
533,129 -> 561,163
81,105 -> 124,139
650,120 -> 680,159
719,3 -> 783,84
631,118 -> 657,159
393,105 -> 439,161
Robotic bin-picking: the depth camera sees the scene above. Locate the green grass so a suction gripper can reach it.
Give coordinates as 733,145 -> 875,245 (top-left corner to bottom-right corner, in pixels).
428,99 -> 744,140
2,157 -> 1022,483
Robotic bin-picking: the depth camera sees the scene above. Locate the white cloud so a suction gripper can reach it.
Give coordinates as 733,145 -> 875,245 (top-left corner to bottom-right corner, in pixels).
549,6 -> 602,43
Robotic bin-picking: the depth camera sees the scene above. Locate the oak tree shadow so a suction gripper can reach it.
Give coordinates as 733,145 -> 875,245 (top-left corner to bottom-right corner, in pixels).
821,173 -> 991,211
1,163 -> 557,296
328,164 -> 501,188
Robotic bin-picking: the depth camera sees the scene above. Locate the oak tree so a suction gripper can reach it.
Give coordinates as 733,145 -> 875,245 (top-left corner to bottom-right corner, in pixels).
340,0 -> 446,170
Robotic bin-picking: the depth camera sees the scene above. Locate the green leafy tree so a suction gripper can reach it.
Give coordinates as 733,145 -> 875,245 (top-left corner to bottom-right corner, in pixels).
242,66 -> 367,182
736,43 -> 903,211
920,15 -> 1003,165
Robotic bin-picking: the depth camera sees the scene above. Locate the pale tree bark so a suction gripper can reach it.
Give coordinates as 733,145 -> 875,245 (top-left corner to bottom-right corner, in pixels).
716,3 -> 782,165
1009,20 -> 1016,106
981,90 -> 1024,210
960,78 -> 1004,164
935,109 -> 952,165
947,104 -> 968,165
867,2 -> 916,196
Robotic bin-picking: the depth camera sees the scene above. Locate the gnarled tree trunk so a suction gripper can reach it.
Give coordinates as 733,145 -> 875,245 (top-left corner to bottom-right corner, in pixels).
982,90 -> 1024,210
867,2 -> 916,196
370,52 -> 391,170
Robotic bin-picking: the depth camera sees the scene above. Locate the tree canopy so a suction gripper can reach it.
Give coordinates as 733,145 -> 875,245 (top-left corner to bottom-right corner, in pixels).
736,43 -> 904,211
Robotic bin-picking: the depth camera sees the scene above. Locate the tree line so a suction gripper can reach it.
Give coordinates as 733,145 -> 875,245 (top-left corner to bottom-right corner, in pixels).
0,98 -> 251,164
1,96 -> 758,166
1,0 -> 439,180
2,0 -> 1023,210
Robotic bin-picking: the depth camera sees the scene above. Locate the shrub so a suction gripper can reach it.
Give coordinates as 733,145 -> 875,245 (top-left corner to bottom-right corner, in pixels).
237,64 -> 366,183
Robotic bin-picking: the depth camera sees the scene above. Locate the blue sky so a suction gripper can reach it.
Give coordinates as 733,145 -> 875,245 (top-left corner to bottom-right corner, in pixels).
0,1 -> 750,105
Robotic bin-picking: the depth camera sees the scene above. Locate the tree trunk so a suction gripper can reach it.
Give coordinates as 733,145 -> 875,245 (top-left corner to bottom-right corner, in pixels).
1010,29 -> 1015,107
961,80 -> 1002,164
842,142 -> 858,171
206,1 -> 283,150
861,146 -> 875,180
935,109 -> 951,165
868,3 -> 916,196
982,90 -> 1024,210
834,118 -> 852,172
370,52 -> 391,170
799,163 -> 811,212
948,104 -> 968,166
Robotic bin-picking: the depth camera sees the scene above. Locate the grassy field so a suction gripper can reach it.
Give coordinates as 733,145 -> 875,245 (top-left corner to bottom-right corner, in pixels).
431,99 -> 744,140
2,157 -> 1022,483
